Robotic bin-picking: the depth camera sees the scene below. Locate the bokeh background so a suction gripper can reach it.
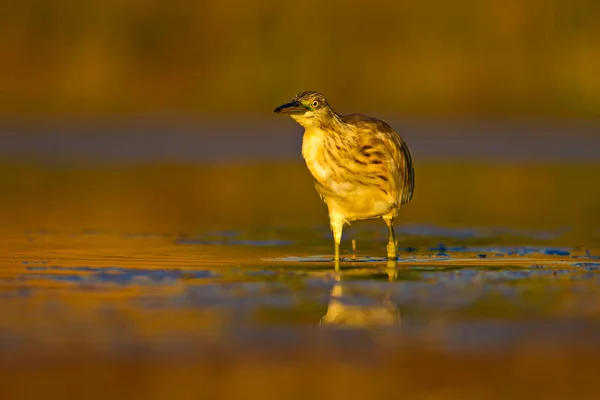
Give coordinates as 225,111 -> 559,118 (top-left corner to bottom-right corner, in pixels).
1,0 -> 599,240
2,3 -> 600,398
2,0 -> 599,118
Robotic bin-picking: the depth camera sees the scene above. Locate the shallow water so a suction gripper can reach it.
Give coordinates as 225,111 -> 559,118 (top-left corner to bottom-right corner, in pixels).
1,124 -> 600,398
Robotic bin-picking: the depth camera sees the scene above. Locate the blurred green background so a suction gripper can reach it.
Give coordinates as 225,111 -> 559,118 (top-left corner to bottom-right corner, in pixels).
2,0 -> 599,118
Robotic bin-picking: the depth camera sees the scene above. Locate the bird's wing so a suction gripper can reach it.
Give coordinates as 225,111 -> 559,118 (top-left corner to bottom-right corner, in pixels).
341,114 -> 415,205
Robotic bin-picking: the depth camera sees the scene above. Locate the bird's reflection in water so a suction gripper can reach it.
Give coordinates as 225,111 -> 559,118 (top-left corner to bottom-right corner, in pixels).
320,260 -> 400,327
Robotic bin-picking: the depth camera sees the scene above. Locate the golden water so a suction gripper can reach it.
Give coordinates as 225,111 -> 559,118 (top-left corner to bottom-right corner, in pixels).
1,161 -> 600,398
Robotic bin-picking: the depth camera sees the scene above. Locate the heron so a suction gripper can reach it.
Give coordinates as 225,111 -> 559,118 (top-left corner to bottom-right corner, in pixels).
274,91 -> 414,262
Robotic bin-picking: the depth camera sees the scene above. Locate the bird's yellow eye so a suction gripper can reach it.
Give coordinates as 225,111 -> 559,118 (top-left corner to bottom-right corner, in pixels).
312,101 -> 319,108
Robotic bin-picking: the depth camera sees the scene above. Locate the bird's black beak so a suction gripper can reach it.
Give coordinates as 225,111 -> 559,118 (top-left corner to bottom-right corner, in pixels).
274,100 -> 307,115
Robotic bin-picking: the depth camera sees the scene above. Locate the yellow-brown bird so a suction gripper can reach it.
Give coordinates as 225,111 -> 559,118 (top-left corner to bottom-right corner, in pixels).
274,91 -> 414,262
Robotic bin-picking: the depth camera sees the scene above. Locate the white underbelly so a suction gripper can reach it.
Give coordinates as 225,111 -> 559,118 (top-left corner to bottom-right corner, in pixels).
331,186 -> 392,220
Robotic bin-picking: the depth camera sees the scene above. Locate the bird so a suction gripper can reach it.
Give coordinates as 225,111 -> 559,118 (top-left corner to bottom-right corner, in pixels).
274,91 -> 414,262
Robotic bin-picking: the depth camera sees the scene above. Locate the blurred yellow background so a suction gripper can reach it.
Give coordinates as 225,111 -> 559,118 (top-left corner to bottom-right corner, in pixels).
2,0 -> 599,118
2,4 -> 600,397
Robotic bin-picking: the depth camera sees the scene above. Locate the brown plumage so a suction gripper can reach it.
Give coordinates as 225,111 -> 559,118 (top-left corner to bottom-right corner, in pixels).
274,91 -> 414,262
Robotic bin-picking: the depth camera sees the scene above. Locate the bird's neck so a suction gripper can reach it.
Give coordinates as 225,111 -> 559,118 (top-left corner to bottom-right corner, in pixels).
291,109 -> 339,129
299,110 -> 347,135
318,110 -> 345,132
301,110 -> 355,169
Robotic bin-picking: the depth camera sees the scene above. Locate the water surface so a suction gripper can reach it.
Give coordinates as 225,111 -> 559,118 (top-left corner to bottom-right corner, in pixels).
1,123 -> 600,398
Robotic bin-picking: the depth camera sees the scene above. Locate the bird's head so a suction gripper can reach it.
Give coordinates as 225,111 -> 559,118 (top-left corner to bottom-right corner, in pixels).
274,91 -> 333,128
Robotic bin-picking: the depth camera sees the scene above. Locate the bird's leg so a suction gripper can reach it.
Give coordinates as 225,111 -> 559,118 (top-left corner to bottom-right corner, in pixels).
384,217 -> 397,260
330,216 -> 344,263
351,239 -> 357,260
